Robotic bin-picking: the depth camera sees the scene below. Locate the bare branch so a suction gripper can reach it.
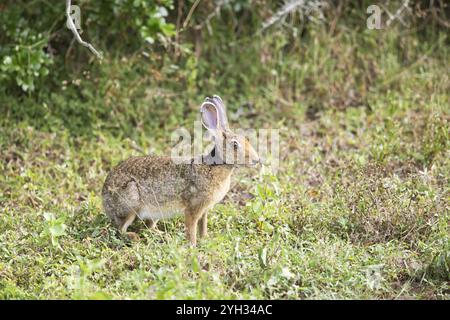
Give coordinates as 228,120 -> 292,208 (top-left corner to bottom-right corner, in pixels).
66,0 -> 103,59
193,0 -> 231,31
183,0 -> 202,29
385,0 -> 411,27
261,0 -> 327,31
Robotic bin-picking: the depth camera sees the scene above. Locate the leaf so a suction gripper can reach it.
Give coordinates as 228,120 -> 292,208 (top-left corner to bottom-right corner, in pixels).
258,247 -> 268,268
20,83 -> 29,91
156,6 -> 168,18
3,56 -> 12,65
267,275 -> 278,286
280,267 -> 294,279
43,212 -> 54,221
191,256 -> 200,273
49,223 -> 67,237
262,221 -> 274,233
160,23 -> 176,37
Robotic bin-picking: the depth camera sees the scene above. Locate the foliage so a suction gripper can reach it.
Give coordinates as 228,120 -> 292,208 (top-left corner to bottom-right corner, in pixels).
0,3 -> 54,93
0,0 -> 175,93
40,212 -> 68,247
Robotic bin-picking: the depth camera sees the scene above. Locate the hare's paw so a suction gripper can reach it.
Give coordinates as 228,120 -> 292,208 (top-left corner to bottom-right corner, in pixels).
125,232 -> 140,241
145,219 -> 158,229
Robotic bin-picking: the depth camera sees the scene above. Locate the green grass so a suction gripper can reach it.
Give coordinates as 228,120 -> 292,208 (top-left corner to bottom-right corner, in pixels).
0,23 -> 449,299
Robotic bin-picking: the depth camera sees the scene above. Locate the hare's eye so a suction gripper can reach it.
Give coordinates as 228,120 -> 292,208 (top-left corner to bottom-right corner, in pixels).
231,140 -> 240,149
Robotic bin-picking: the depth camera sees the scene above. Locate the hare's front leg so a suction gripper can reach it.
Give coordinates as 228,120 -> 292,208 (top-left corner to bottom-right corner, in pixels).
185,207 -> 205,246
199,212 -> 208,238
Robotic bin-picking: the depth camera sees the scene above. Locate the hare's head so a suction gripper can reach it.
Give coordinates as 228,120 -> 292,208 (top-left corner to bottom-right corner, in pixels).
201,96 -> 260,166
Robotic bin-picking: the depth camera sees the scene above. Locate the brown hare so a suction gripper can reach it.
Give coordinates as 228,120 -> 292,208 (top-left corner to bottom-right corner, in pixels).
102,96 -> 260,246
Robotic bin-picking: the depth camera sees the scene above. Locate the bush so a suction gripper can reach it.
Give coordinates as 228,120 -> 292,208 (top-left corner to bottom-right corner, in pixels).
0,0 -> 175,93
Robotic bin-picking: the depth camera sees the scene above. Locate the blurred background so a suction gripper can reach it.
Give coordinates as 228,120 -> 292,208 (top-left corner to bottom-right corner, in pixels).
1,1 -> 448,137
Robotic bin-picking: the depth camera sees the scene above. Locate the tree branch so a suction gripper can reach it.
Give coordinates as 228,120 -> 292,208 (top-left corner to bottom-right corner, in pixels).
66,0 -> 103,59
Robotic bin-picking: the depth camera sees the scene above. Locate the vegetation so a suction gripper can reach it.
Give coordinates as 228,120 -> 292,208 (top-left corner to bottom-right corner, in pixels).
0,0 -> 448,299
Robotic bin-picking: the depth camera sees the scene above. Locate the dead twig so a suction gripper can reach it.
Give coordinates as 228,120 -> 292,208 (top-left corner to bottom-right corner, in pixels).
193,0 -> 231,32
66,0 -> 103,59
183,0 -> 202,29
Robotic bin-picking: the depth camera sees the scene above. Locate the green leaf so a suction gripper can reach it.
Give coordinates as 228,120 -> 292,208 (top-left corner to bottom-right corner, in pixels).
3,56 -> 12,65
191,256 -> 200,273
49,224 -> 67,237
258,247 -> 268,268
160,23 -> 176,37
43,212 -> 54,221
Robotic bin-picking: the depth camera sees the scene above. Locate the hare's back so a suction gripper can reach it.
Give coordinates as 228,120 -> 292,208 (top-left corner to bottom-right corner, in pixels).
103,155 -> 188,205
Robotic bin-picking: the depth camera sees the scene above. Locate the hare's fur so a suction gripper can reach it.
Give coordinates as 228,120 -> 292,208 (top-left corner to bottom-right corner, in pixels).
102,156 -> 233,244
102,96 -> 259,246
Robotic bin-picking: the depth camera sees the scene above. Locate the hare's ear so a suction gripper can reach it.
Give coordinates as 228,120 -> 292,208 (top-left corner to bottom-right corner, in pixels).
200,101 -> 219,132
212,95 -> 229,130
204,95 -> 229,130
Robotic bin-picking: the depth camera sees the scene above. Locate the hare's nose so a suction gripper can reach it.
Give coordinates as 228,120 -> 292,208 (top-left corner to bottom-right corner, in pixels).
252,158 -> 260,165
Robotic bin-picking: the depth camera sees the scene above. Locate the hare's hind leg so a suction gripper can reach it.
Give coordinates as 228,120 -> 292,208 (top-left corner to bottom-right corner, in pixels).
118,212 -> 139,241
199,212 -> 208,239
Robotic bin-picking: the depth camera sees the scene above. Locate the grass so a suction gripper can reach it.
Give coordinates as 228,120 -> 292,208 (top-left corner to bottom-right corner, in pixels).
0,22 -> 449,299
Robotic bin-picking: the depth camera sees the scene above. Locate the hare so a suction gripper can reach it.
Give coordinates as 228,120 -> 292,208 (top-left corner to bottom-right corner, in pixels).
102,96 -> 260,246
